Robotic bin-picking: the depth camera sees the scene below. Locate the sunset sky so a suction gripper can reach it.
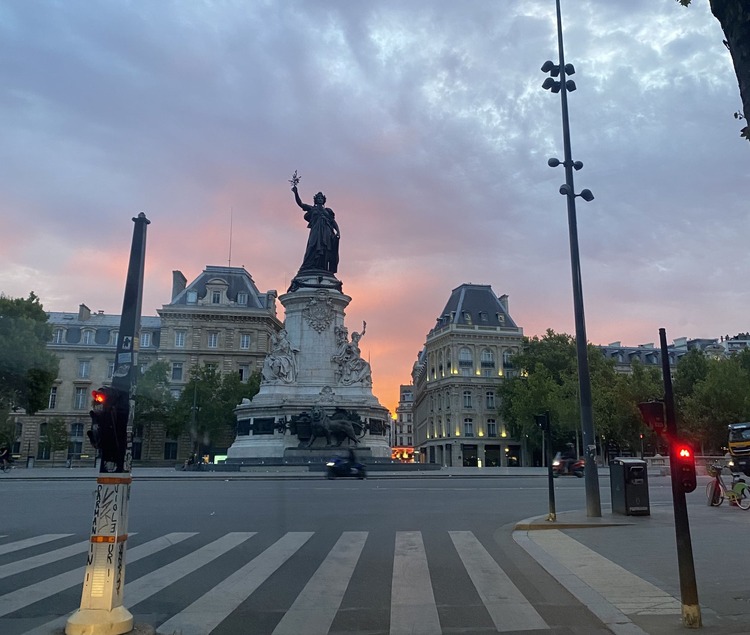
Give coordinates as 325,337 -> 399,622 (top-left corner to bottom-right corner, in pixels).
1,1 -> 748,413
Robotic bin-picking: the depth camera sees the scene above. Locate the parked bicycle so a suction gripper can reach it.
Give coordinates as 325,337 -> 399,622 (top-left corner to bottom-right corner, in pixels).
706,463 -> 750,509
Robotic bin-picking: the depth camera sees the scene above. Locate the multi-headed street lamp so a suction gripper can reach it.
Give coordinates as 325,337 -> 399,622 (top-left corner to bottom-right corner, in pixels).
541,0 -> 601,517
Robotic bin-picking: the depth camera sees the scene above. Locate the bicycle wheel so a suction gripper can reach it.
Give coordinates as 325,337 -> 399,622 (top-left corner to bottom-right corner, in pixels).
734,483 -> 750,510
706,480 -> 723,506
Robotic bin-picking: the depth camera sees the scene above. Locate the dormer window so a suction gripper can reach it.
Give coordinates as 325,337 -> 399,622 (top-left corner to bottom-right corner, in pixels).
82,330 -> 94,345
237,292 -> 248,305
187,290 -> 198,304
51,328 -> 64,344
141,332 -> 151,348
212,291 -> 221,304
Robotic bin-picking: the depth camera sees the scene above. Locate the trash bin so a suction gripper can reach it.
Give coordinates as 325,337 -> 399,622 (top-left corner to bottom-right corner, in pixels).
610,457 -> 650,516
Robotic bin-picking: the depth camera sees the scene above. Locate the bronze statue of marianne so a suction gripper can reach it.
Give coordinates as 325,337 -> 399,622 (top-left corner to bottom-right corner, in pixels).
292,185 -> 340,274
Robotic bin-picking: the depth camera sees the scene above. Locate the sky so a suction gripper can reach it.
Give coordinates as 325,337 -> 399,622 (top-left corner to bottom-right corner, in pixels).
0,0 -> 748,413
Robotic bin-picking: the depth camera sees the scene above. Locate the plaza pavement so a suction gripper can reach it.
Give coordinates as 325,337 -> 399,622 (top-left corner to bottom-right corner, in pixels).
3,465 -> 747,634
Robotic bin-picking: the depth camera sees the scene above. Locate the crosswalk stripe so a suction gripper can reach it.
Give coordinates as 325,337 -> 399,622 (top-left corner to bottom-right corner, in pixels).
272,531 -> 368,635
0,532 -> 195,618
390,531 -> 441,635
449,531 -> 548,632
158,532 -> 314,635
0,534 -> 72,556
23,532 -> 255,635
0,540 -> 89,580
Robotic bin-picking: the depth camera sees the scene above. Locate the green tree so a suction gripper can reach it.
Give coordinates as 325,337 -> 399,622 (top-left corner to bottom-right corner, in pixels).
134,361 -> 176,458
172,366 -> 261,454
678,0 -> 750,140
46,417 -> 70,466
499,330 -> 621,454
0,293 -> 59,422
680,356 -> 750,452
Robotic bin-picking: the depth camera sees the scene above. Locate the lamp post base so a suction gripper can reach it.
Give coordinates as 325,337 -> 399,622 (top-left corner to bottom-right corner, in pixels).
65,606 -> 134,635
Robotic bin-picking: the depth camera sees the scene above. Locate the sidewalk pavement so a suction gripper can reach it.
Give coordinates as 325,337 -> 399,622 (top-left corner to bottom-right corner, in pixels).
5,466 -> 746,634
513,478 -> 750,635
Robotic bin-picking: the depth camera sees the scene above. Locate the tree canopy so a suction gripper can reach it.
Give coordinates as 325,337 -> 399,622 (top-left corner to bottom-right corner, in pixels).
0,293 -> 59,420
679,0 -> 750,140
171,365 -> 261,452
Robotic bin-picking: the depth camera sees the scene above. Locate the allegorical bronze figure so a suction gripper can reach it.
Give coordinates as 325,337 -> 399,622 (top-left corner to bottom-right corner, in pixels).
290,171 -> 340,274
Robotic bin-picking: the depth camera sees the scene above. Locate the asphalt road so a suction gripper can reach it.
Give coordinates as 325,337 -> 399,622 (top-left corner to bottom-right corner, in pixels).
0,475 -> 666,634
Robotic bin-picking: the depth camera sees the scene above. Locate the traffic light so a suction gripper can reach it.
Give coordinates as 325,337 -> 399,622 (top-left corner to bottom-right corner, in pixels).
535,412 -> 550,433
637,400 -> 667,435
672,440 -> 697,493
87,386 -> 129,472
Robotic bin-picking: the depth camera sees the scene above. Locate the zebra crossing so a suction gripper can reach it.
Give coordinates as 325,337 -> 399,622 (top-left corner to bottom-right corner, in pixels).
1,530 -> 552,635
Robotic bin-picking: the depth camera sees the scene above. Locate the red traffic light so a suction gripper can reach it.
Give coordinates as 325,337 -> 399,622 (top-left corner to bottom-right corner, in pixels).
637,401 -> 667,434
672,440 -> 697,494
92,390 -> 107,405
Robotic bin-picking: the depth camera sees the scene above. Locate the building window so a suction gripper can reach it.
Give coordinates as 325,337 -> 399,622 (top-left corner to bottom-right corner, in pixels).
74,387 -> 87,410
481,349 -> 494,367
205,363 -> 217,373
107,361 -> 115,379
82,330 -> 94,345
110,330 -> 118,346
487,420 -> 497,437
407,425 -> 412,434
78,360 -> 91,379
175,330 -> 186,348
459,347 -> 472,366
164,440 -> 178,460
464,418 -> 474,437
170,388 -> 181,400
240,333 -> 251,350
172,362 -> 183,381
239,365 -> 250,382
503,350 -> 513,367
48,387 -> 57,410
237,292 -> 248,305
486,391 -> 495,409
187,290 -> 198,304
463,390 -> 472,408
211,291 -> 221,304
141,332 -> 151,347
407,436 -> 412,445
70,422 -> 84,437
52,328 -> 64,344
208,332 -> 219,348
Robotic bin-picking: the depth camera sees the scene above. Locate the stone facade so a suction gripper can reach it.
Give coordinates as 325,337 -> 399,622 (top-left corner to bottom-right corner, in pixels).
10,266 -> 281,466
411,284 -> 524,467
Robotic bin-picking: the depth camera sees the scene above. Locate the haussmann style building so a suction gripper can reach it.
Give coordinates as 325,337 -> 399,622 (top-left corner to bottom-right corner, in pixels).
411,283 -> 524,467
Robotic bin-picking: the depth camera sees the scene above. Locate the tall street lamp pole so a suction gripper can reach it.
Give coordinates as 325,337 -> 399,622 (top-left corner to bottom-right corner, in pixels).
541,0 -> 601,517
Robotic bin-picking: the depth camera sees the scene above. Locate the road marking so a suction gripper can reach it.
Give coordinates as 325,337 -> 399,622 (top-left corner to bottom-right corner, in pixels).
528,530 -> 680,616
390,531 -> 441,635
0,540 -> 89,580
0,532 -> 195,618
0,534 -> 72,556
24,532 -> 255,635
272,531 -> 367,635
450,531 -> 548,632
158,532 -> 314,635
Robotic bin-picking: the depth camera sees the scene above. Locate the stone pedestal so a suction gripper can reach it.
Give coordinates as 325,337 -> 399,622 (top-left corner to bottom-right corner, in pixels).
227,272 -> 391,462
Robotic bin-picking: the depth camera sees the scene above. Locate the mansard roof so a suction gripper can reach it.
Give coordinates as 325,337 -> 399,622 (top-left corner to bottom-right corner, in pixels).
430,283 -> 517,334
165,265 -> 274,310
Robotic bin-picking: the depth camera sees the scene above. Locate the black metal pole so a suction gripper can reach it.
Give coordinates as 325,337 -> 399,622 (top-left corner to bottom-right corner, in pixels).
545,414 -> 557,521
554,0 -> 601,517
659,328 -> 701,628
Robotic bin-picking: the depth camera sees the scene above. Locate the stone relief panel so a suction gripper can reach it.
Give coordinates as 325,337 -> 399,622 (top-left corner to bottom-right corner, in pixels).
302,290 -> 335,333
